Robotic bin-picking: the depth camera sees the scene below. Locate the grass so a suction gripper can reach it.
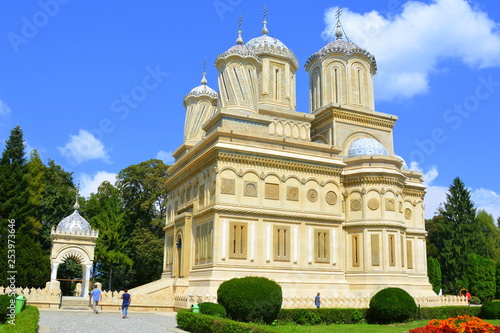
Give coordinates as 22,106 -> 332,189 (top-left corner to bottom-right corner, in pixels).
268,319 -> 500,332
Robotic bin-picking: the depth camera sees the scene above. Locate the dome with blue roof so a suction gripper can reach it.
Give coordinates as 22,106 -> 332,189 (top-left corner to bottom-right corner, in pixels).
348,138 -> 388,157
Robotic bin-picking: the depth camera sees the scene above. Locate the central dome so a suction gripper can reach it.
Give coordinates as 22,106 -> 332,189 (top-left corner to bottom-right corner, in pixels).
348,138 -> 388,157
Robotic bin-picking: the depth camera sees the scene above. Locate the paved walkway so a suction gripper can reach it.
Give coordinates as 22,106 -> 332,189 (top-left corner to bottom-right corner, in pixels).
38,309 -> 187,333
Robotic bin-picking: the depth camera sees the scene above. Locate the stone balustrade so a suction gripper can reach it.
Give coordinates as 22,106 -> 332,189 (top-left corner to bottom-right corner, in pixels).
0,285 -> 469,311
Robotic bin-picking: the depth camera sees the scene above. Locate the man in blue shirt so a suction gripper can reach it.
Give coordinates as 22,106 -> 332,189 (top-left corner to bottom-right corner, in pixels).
90,284 -> 102,314
120,289 -> 132,319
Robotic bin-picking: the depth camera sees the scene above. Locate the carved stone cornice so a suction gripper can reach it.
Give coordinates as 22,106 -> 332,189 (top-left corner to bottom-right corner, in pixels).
343,220 -> 407,230
331,109 -> 395,130
195,204 -> 345,223
342,175 -> 405,188
217,152 -> 343,176
403,187 -> 425,199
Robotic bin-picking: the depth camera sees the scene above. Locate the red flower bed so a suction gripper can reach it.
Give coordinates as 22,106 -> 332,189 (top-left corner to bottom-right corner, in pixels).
408,315 -> 500,333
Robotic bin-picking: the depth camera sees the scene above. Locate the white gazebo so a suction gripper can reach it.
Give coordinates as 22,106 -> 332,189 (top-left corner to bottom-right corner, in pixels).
49,199 -> 98,297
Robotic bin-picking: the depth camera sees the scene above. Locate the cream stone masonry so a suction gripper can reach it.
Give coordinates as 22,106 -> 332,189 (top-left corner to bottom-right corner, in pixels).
158,13 -> 445,307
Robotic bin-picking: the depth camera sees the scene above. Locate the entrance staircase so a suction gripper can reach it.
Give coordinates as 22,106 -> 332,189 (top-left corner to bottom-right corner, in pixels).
60,296 -> 90,310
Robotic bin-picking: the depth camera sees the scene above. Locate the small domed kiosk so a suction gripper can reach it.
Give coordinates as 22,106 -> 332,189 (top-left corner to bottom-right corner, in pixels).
49,197 -> 98,297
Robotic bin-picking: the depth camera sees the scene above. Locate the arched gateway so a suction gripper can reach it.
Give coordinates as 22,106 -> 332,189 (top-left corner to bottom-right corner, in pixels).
49,198 -> 98,297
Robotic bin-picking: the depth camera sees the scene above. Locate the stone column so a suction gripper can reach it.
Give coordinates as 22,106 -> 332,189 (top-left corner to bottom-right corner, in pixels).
50,262 -> 59,281
81,264 -> 91,297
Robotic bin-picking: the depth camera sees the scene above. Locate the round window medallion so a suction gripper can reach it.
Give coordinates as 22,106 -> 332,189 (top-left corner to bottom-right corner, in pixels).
245,182 -> 257,196
404,208 -> 412,219
367,198 -> 380,210
325,191 -> 337,205
307,189 -> 318,202
351,199 -> 361,211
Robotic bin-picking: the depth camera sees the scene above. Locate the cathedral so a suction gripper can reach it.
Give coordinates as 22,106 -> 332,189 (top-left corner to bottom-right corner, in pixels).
162,14 -> 436,300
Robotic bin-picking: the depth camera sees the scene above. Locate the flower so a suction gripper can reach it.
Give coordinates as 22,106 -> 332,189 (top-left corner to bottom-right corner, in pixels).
408,315 -> 500,333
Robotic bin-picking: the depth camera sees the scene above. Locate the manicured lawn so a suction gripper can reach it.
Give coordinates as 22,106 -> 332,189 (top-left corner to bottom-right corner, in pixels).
269,319 -> 500,332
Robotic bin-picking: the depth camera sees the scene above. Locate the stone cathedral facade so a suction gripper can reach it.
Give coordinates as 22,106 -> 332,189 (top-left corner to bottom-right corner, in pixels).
162,17 -> 436,300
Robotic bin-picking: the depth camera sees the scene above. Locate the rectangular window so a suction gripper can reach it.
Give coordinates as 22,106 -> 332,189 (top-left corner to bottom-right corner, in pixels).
194,222 -> 213,265
199,185 -> 205,207
407,240 -> 413,269
274,226 -> 290,261
195,226 -> 200,264
371,234 -> 380,266
229,222 -> 247,259
352,234 -> 360,267
401,235 -> 405,267
166,235 -> 174,265
389,235 -> 396,266
315,230 -> 330,263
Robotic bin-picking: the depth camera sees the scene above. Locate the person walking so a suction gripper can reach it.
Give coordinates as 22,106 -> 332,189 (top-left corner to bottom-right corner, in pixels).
120,289 -> 132,319
314,292 -> 321,308
90,284 -> 102,314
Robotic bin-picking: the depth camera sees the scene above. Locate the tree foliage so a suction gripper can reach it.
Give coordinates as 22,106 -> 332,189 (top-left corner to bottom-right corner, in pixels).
427,257 -> 442,294
467,253 -> 496,303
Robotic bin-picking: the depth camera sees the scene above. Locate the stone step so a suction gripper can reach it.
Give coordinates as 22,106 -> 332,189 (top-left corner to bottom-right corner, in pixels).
60,296 -> 89,309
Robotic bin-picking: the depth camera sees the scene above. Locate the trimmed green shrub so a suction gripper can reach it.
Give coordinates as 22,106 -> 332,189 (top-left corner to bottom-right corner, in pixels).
0,294 -> 16,324
495,262 -> 500,299
176,309 -> 275,333
217,276 -> 282,324
199,302 -> 226,317
278,308 -> 366,325
417,306 -> 480,320
480,301 -> 500,319
427,257 -> 442,294
471,296 -> 481,305
367,287 -> 417,324
2,305 -> 39,333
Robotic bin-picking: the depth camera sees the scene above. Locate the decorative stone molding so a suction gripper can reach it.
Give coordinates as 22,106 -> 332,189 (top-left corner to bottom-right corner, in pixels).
385,199 -> 395,211
367,198 -> 380,210
325,191 -> 338,205
244,181 -> 257,197
350,199 -> 361,211
220,178 -> 235,195
286,186 -> 299,201
307,189 -> 318,202
404,208 -> 412,220
265,183 -> 279,200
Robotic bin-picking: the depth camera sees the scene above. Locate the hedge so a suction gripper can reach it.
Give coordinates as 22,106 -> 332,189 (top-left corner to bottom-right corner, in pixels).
176,309 -> 275,333
1,305 -> 39,333
278,308 -> 366,325
416,306 -> 480,320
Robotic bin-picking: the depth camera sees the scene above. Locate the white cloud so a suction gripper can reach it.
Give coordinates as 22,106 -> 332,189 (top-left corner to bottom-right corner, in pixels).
156,150 -> 175,165
80,171 -> 117,198
323,0 -> 500,100
471,188 -> 500,220
58,129 -> 110,164
0,100 -> 11,117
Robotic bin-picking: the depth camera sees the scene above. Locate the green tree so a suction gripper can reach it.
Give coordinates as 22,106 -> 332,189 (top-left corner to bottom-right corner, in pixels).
467,253 -> 495,303
438,177 -> 477,293
427,257 -> 442,294
0,126 -> 49,287
83,181 -> 132,291
495,261 -> 500,299
116,159 -> 169,233
115,159 -> 169,286
476,210 -> 500,261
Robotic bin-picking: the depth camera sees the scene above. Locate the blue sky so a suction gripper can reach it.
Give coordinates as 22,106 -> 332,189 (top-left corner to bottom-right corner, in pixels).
1,0 -> 500,219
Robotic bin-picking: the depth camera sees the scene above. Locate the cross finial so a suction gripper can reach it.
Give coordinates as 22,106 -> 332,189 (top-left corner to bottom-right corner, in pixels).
263,5 -> 268,20
236,15 -> 244,45
262,5 -> 269,35
203,59 -> 207,71
201,60 -> 207,85
336,7 -> 343,21
74,181 -> 81,210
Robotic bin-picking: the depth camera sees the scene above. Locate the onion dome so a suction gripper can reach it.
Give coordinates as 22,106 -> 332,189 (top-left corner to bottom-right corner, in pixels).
184,71 -> 218,104
394,155 -> 409,169
215,27 -> 260,64
246,19 -> 298,69
348,138 -> 388,157
56,199 -> 92,233
304,20 -> 377,72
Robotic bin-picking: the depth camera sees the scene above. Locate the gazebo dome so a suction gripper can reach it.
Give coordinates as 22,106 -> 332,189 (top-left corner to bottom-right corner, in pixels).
348,138 -> 388,157
56,201 -> 92,233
